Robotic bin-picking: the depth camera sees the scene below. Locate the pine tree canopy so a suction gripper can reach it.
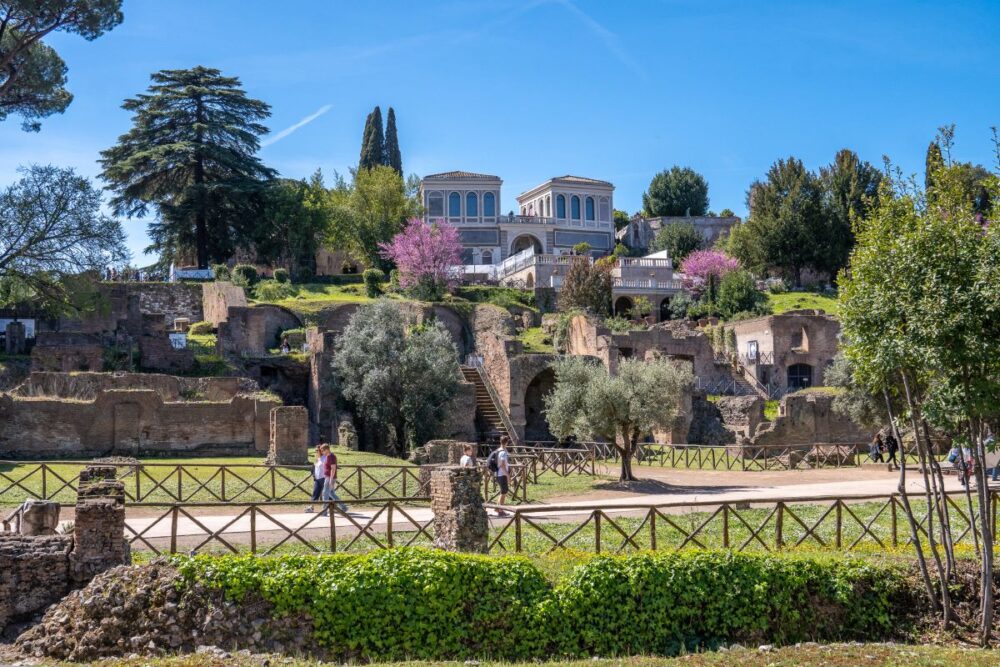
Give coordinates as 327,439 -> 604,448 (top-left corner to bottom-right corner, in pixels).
99,66 -> 275,268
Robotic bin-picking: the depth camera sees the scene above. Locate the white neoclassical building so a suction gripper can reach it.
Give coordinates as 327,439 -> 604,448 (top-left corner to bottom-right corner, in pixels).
419,171 -> 615,264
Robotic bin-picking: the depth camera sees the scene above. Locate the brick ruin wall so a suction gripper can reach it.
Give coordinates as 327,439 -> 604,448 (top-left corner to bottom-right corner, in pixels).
749,391 -> 870,449
200,282 -> 248,326
0,389 -> 278,458
13,372 -> 250,402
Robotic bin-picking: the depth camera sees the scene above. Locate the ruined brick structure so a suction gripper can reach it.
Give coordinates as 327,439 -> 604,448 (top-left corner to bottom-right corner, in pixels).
5,321 -> 26,354
200,282 -> 247,326
217,304 -> 303,358
267,406 -> 309,465
430,466 -> 488,553
747,389 -> 870,449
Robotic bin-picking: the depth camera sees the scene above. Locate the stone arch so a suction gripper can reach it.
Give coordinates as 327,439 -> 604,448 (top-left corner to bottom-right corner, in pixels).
614,296 -> 634,318
510,234 -> 543,255
658,296 -> 672,322
524,367 -> 556,442
526,272 -> 535,288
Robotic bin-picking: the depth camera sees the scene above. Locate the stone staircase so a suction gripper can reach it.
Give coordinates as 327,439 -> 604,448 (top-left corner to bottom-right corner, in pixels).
461,366 -> 512,442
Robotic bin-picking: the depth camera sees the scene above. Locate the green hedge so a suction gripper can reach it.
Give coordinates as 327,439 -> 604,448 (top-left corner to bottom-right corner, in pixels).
175,549 -> 909,661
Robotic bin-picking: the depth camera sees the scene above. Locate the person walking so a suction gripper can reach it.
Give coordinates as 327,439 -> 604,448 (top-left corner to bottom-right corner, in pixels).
304,445 -> 326,513
494,436 -> 511,516
885,432 -> 899,471
460,444 -> 476,468
870,434 -> 885,463
320,444 -> 349,516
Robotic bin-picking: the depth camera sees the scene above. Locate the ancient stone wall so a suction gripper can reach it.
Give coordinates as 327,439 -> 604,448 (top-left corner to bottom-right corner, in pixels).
200,282 -> 247,326
268,406 -> 309,465
430,466 -> 488,552
306,328 -> 338,444
134,284 -> 203,327
217,305 -> 302,358
436,381 -> 477,442
0,535 -> 74,632
12,372 -> 247,402
30,333 -> 105,372
750,390 -> 870,448
0,390 -> 278,458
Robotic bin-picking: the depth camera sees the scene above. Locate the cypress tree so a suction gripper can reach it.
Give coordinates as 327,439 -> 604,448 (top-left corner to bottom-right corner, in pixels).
384,107 -> 402,176
359,106 -> 384,171
925,141 -> 944,192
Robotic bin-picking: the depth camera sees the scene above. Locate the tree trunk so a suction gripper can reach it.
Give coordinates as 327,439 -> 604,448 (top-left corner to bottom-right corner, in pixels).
617,430 -> 638,482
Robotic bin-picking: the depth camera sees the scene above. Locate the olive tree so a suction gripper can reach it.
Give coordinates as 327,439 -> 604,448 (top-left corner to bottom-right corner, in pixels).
332,300 -> 459,454
544,356 -> 693,481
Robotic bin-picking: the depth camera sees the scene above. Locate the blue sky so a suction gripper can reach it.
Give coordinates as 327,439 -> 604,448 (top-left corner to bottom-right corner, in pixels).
2,0 -> 998,263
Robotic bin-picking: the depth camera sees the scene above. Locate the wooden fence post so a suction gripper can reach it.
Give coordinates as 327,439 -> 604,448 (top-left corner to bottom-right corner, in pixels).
594,511 -> 602,553
835,501 -> 843,549
250,505 -> 257,553
649,509 -> 657,550
169,506 -> 178,554
776,502 -> 784,549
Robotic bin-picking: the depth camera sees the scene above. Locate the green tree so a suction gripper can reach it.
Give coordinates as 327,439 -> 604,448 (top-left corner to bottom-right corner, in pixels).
0,164 -> 127,309
824,352 -> 886,430
383,106 -> 402,176
728,157 -> 824,285
719,208 -> 735,217
642,166 -> 709,217
100,66 -> 275,268
332,300 -> 460,453
248,172 -> 329,274
0,0 -> 123,131
558,256 -> 612,316
326,165 -> 420,269
612,208 -> 631,231
818,148 -> 881,276
358,105 -> 385,171
544,356 -> 693,481
716,269 -> 769,319
924,140 -> 943,192
650,221 -> 704,263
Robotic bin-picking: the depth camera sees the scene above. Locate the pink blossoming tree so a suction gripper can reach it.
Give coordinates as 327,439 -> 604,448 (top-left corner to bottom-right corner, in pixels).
680,249 -> 741,282
379,218 -> 462,300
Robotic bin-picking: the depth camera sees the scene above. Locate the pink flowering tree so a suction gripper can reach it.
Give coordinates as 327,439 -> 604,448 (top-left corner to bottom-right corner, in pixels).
679,249 -> 741,307
379,218 -> 462,301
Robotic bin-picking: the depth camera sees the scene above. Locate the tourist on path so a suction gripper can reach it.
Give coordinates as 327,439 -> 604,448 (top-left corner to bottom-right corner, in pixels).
305,445 -> 326,513
870,434 -> 885,463
460,444 -> 476,468
493,436 -> 511,516
320,444 -> 349,515
885,432 -> 899,470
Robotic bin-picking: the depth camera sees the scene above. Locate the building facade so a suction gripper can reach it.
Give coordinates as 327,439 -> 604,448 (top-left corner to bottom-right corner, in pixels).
419,171 -> 615,264
617,215 -> 741,254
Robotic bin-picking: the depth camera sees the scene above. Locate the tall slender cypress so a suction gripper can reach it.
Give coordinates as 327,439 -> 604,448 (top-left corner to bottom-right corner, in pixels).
384,107 -> 402,176
925,141 -> 944,192
359,106 -> 384,171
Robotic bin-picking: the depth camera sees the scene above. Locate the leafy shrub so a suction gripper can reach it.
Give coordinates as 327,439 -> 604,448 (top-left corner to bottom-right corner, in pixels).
717,269 -> 770,319
295,266 -> 315,283
572,241 -> 592,255
231,264 -> 258,287
456,286 -> 536,311
273,268 -> 290,284
174,549 -> 908,661
604,315 -> 633,333
188,321 -> 214,336
362,268 -> 384,298
211,263 -> 230,281
254,279 -> 296,301
388,268 -> 401,291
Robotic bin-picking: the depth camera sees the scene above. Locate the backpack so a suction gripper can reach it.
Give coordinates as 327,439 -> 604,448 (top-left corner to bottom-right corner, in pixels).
486,449 -> 499,474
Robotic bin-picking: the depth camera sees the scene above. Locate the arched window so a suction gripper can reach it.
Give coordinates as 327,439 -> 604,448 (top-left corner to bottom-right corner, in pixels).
466,192 -> 478,218
448,192 -> 461,217
571,195 -> 581,220
427,192 -> 444,218
585,197 -> 595,221
481,250 -> 493,265
556,194 -> 566,219
483,192 -> 496,217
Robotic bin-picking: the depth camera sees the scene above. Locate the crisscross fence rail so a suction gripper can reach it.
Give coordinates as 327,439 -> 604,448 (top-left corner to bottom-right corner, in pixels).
0,461 -> 429,505
485,490 -> 999,555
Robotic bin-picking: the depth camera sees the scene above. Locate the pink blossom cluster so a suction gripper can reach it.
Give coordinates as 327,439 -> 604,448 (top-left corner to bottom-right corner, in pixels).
679,249 -> 741,282
379,218 -> 463,290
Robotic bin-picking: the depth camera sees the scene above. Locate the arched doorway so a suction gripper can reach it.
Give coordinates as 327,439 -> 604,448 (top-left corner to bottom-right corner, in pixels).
614,296 -> 634,318
511,234 -> 543,255
658,297 -> 672,322
787,363 -> 813,390
524,368 -> 556,441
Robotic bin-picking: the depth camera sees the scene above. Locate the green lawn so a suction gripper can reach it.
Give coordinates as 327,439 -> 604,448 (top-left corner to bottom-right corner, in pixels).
184,333 -> 239,376
73,645 -> 1000,667
254,282 -> 376,319
768,291 -> 839,315
518,326 -> 556,354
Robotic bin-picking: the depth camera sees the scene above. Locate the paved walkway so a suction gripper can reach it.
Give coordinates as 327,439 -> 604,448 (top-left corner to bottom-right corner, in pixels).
123,473 -> 974,541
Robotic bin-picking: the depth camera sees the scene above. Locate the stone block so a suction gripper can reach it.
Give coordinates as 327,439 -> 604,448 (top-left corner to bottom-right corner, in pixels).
267,406 -> 308,465
70,467 -> 128,583
430,466 -> 488,553
5,321 -> 26,355
19,500 -> 60,536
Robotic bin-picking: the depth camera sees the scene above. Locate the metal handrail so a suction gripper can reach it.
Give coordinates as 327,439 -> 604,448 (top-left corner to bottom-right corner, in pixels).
465,358 -> 521,447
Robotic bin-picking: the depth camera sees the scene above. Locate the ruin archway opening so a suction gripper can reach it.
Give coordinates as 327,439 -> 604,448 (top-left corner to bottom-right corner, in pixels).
524,367 -> 556,442
658,297 -> 672,322
787,363 -> 813,390
613,296 -> 634,318
511,234 -> 543,255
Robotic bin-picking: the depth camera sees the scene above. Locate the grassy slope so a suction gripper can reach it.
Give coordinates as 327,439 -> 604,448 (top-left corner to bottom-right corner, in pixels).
73,644 -> 1000,666
768,291 -> 839,316
518,326 -> 556,354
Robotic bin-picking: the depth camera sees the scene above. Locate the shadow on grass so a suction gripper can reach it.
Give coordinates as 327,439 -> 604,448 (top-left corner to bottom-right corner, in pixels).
592,478 -> 751,495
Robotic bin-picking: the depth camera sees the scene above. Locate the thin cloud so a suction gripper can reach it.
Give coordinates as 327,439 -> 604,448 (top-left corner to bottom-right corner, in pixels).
552,0 -> 648,80
262,104 -> 333,147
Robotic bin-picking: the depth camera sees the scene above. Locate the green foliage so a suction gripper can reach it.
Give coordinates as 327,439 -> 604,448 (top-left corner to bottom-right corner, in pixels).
272,268 -> 289,284
188,321 -> 214,336
558,256 -> 612,316
211,264 -> 230,281
666,291 -> 694,320
231,264 -> 258,287
651,221 -> 705,263
818,149 -> 882,277
611,243 -> 632,259
0,1 -> 124,131
643,166 -> 709,217
612,209 -> 632,231
248,174 -> 329,274
333,301 -> 459,452
253,279 -> 296,302
716,270 -> 770,319
455,286 -> 535,311
174,549 -> 908,660
630,296 -> 652,320
358,106 -> 385,171
551,309 -> 582,353
572,241 -> 592,255
719,208 -> 735,217
362,267 -> 384,298
604,315 -> 634,333
824,352 -> 885,430
384,107 -> 402,176
99,66 -> 276,268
